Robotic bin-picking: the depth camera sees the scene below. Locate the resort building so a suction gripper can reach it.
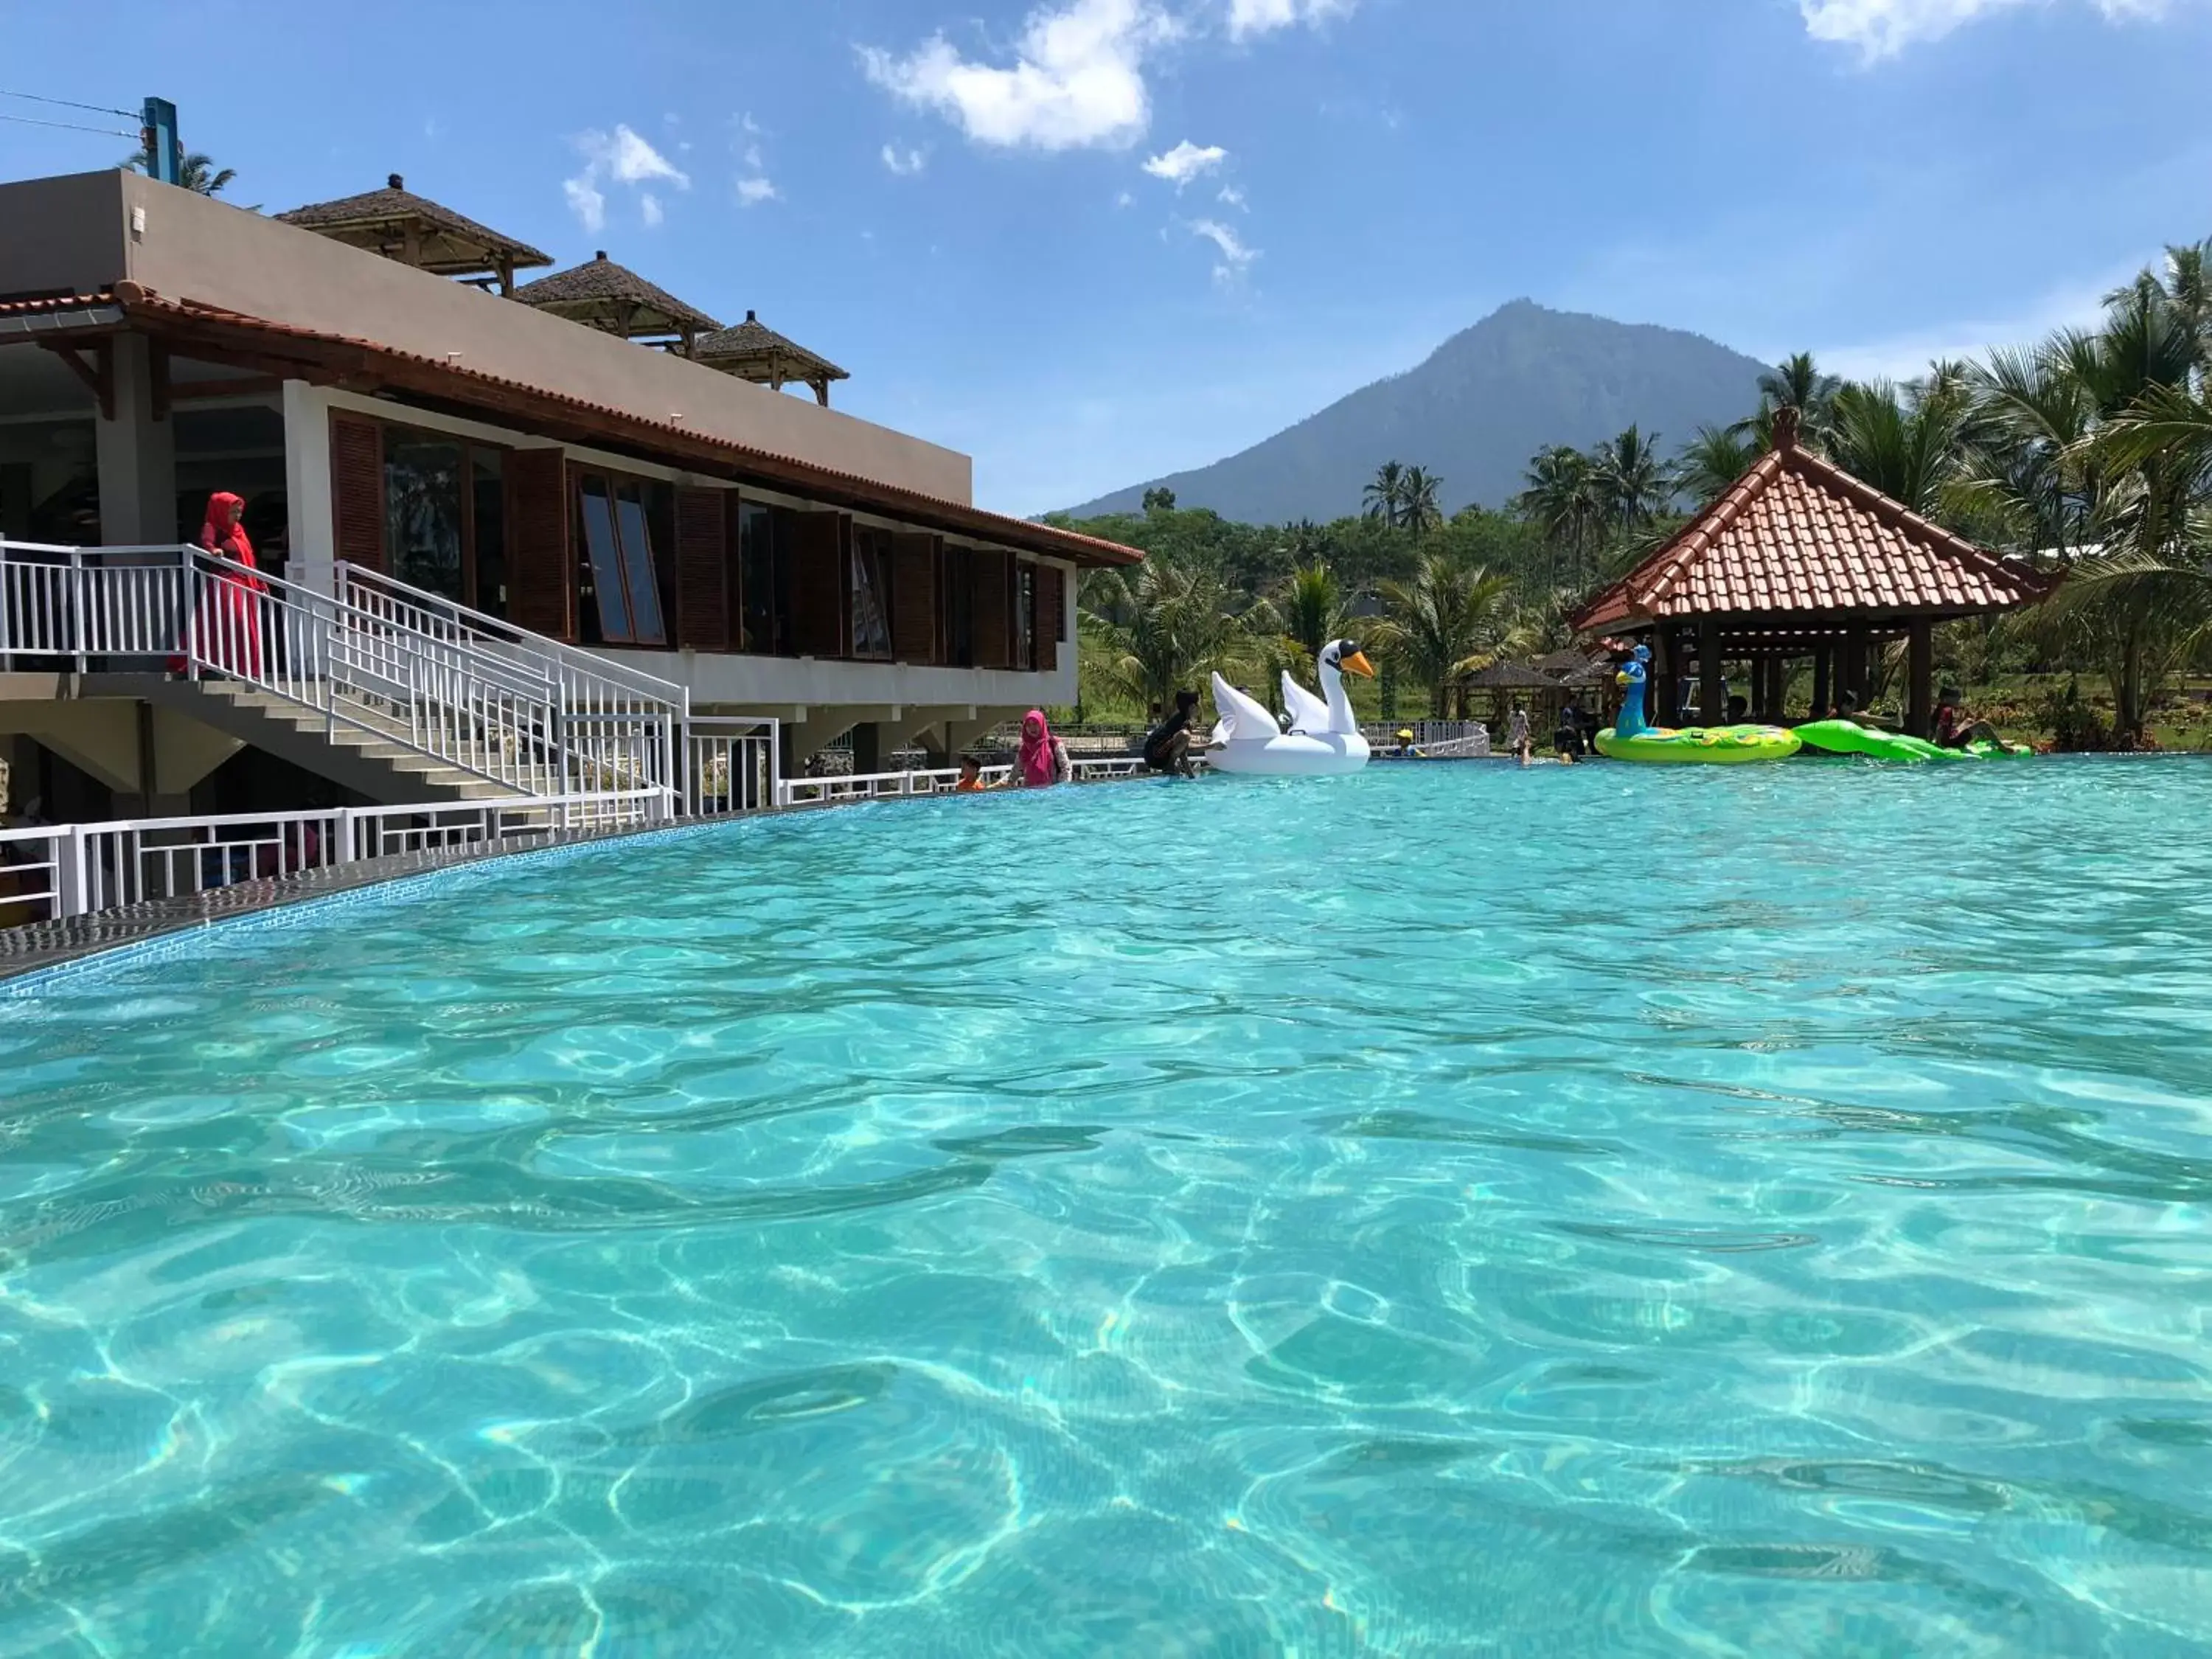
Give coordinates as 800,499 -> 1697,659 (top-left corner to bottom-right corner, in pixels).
0,167 -> 1136,823
1572,407 -> 2050,733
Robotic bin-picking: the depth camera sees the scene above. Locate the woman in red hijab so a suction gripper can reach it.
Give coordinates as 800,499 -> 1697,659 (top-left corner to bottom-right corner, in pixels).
173,492 -> 267,678
1013,709 -> 1071,788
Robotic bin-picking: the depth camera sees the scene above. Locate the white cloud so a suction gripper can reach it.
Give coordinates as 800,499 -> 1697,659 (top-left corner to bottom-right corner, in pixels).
1189,217 -> 1259,283
1217,184 -> 1247,209
1807,271 -> 2125,380
565,123 -> 689,231
640,192 -> 664,227
563,177 -> 606,234
882,143 -> 929,176
1226,0 -> 1357,39
860,0 -> 1180,150
1799,0 -> 2188,58
731,113 -> 779,208
1142,139 -> 1228,188
1116,189 -> 1135,207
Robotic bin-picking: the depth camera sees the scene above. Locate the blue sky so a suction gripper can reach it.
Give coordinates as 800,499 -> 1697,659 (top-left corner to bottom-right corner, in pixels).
5,0 -> 2208,515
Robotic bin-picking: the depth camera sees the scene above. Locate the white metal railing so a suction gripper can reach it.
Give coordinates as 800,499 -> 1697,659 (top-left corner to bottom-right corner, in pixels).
336,563 -> 684,798
0,540 -> 684,801
0,790 -> 667,925
774,755 -> 1161,808
681,716 -> 779,818
1363,720 -> 1490,756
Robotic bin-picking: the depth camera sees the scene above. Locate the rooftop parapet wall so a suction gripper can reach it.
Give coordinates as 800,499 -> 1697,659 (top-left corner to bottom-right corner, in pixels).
0,171 -> 972,506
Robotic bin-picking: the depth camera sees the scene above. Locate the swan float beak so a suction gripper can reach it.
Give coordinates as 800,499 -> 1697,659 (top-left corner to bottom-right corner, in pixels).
1339,650 -> 1377,679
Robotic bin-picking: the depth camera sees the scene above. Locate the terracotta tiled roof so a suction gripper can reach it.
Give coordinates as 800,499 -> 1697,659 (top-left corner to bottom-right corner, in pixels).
695,311 -> 849,383
1573,431 -> 2050,633
90,282 -> 1138,568
0,289 -> 119,316
275,175 -> 552,276
514,253 -> 720,337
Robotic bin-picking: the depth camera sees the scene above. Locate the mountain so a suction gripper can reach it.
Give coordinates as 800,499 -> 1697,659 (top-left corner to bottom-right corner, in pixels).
1064,300 -> 1773,524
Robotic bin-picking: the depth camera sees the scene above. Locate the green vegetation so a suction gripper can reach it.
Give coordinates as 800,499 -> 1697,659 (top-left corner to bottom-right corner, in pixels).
1053,236 -> 2212,749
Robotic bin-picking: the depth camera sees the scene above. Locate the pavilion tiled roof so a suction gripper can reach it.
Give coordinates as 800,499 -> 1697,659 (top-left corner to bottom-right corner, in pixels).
274,175 -> 551,276
1573,409 -> 2051,634
695,311 -> 849,382
513,253 -> 721,337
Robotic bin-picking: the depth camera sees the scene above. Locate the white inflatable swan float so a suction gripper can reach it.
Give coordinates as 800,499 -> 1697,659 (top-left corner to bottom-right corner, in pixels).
1209,639 -> 1376,776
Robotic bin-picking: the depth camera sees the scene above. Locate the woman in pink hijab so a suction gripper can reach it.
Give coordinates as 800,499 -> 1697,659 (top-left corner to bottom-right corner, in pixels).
1014,709 -> 1072,788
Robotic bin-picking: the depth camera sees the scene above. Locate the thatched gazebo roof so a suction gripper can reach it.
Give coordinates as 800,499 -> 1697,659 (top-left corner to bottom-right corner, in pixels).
275,173 -> 551,293
513,252 -> 722,354
695,310 -> 850,407
1464,662 -> 1561,692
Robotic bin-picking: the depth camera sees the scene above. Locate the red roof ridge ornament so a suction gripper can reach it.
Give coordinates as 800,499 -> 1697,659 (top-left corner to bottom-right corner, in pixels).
1773,404 -> 1801,452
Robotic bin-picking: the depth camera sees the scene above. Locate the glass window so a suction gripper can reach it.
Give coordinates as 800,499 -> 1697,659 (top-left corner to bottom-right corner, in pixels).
1015,563 -> 1037,671
471,450 -> 506,619
740,502 -> 798,656
944,546 -> 973,668
613,483 -> 667,646
851,530 -> 893,661
579,475 -> 631,642
383,428 -> 466,602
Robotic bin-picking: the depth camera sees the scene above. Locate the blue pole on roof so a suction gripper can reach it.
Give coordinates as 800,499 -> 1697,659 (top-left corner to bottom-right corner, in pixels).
141,97 -> 181,186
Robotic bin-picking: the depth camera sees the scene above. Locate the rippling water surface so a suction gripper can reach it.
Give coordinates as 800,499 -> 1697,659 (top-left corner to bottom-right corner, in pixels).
6,759 -> 2212,1655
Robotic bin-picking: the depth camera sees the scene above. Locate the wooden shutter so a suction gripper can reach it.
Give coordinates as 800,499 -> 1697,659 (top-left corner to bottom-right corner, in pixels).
330,414 -> 384,572
723,493 -> 747,651
971,549 -> 1012,669
891,533 -> 939,664
1035,563 -> 1065,673
795,512 -> 847,657
504,448 -> 572,640
674,487 -> 728,653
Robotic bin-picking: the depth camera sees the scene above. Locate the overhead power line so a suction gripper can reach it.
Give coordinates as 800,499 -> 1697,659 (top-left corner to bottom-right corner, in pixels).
0,88 -> 139,119
0,111 -> 138,139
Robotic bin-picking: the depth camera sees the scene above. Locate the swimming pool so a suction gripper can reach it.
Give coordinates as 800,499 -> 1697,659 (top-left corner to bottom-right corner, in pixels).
5,759 -> 2212,1655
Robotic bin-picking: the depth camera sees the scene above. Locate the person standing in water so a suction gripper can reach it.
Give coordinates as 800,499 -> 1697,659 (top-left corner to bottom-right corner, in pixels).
1013,710 -> 1073,787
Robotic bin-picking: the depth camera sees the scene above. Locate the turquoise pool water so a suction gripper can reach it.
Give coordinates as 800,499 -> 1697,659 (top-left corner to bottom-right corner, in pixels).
5,760 -> 2212,1655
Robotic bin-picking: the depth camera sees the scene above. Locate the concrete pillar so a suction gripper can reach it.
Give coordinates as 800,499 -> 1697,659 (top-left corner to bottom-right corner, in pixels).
282,380 -> 335,597
94,335 -> 177,545
849,723 -> 883,776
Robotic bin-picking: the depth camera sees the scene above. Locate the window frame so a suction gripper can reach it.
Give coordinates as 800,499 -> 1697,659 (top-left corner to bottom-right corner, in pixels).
571,465 -> 669,647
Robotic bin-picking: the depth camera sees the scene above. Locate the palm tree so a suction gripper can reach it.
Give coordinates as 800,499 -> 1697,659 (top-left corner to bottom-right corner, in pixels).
1756,352 -> 1842,444
1081,557 -> 1251,718
1373,555 -> 1522,717
1363,461 -> 1408,527
1277,560 -> 1347,676
1398,466 -> 1445,538
1589,426 -> 1675,528
1677,424 -> 1758,507
1957,267 -> 2209,744
122,150 -> 238,196
1515,445 -> 1605,588
1826,378 -> 1974,518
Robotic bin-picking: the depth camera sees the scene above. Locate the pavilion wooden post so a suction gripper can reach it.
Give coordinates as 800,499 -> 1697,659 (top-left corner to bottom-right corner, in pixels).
1907,618 -> 1934,737
1647,628 -> 1671,726
1845,626 -> 1869,709
1700,619 -> 1725,725
1812,645 -> 1831,720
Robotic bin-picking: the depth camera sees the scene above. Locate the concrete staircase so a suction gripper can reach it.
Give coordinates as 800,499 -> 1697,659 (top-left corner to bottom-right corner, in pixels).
146,678 -> 553,803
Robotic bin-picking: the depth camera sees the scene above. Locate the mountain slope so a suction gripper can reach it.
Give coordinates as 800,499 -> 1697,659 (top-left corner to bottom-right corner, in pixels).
1065,301 -> 1771,524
